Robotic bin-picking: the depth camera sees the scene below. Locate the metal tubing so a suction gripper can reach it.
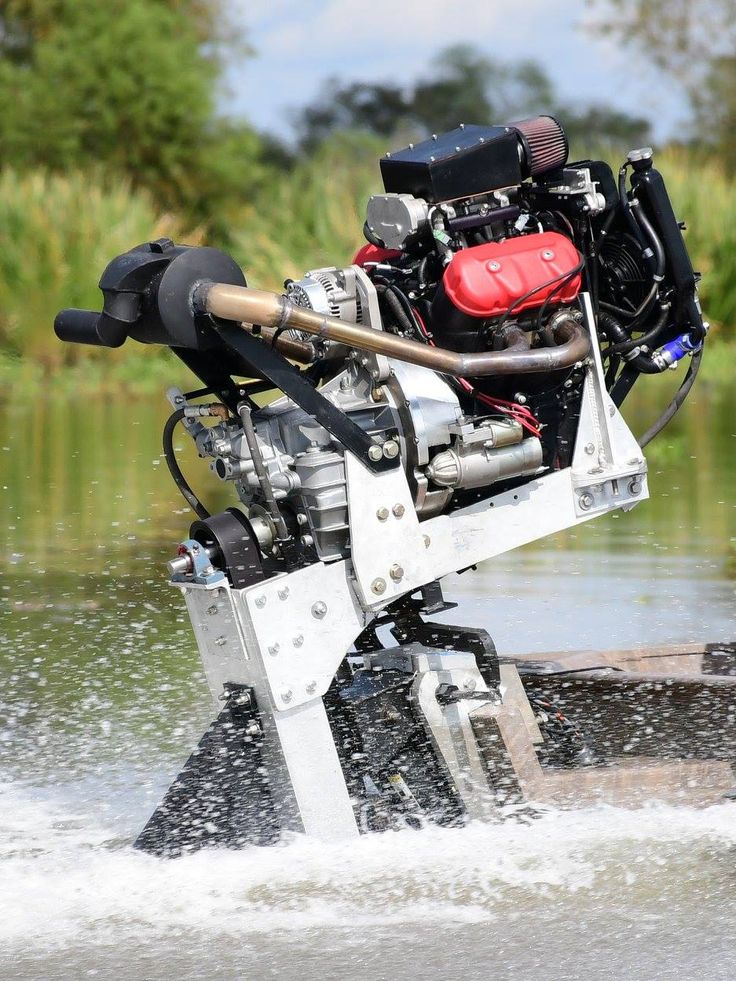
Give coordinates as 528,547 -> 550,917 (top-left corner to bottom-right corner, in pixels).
200,283 -> 590,378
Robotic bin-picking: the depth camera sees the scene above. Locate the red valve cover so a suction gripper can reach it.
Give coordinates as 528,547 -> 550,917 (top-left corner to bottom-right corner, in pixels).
352,242 -> 401,266
442,231 -> 581,318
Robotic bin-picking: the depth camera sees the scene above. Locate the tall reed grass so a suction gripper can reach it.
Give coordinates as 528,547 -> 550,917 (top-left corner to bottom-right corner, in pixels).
0,170 -> 193,367
229,134 -> 382,289
0,142 -> 733,373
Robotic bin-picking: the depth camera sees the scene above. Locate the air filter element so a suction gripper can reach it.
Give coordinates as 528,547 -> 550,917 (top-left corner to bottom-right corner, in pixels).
509,115 -> 568,178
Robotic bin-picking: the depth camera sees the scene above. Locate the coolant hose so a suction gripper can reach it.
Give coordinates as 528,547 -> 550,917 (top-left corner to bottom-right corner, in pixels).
611,303 -> 671,356
630,199 -> 666,282
599,312 -> 662,374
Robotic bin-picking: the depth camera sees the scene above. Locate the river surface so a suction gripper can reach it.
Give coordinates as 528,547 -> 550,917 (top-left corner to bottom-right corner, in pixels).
1,375 -> 735,980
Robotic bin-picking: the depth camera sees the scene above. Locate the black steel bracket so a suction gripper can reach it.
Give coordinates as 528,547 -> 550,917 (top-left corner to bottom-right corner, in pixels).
352,582 -> 499,687
212,319 -> 398,474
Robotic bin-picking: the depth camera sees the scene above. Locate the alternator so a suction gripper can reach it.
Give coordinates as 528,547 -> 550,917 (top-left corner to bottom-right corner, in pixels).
287,266 -> 362,322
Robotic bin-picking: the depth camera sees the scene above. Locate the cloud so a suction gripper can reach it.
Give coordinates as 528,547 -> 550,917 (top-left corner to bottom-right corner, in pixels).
224,0 -> 687,140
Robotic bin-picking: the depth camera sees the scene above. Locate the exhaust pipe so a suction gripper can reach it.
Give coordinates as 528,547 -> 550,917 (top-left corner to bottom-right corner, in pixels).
198,283 -> 590,377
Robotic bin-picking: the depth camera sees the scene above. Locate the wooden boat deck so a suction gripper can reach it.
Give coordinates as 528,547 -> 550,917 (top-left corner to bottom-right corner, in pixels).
469,641 -> 736,810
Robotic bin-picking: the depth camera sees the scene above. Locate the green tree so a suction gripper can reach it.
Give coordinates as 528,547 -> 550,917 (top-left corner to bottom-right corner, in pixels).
296,44 -> 556,150
0,0 -> 262,217
562,106 -> 651,152
411,46 -> 555,131
295,43 -> 650,156
588,0 -> 736,162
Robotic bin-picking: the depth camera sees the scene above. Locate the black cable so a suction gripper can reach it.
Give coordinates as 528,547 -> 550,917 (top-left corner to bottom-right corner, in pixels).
363,221 -> 385,248
535,255 -> 586,335
474,251 -> 585,353
639,349 -> 703,447
599,280 -> 659,323
496,251 -> 585,333
162,408 -> 210,520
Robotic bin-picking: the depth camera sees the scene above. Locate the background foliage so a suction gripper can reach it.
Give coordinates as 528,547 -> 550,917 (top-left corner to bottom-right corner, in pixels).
0,0 -> 733,376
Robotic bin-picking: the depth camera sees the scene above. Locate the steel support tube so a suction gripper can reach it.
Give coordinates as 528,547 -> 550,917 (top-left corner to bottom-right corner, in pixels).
200,283 -> 590,377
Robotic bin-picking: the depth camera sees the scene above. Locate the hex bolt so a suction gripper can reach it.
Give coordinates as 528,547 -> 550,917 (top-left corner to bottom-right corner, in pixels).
578,492 -> 594,510
389,564 -> 404,582
281,689 -> 293,704
371,577 -> 387,595
376,507 -> 389,522
255,595 -> 267,609
488,260 -> 501,272
629,478 -> 642,496
244,721 -> 260,738
215,636 -> 227,647
462,677 -> 477,692
293,634 -> 304,648
268,643 -> 280,657
383,440 -> 399,459
392,503 -> 405,518
278,587 -> 290,601
584,443 -> 595,455
206,605 -> 218,616
368,444 -> 383,462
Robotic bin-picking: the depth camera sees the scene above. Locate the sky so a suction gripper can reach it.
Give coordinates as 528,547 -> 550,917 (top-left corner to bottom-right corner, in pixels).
224,0 -> 690,144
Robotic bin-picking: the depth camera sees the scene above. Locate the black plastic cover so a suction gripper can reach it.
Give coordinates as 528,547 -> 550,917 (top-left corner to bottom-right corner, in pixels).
380,125 -> 522,202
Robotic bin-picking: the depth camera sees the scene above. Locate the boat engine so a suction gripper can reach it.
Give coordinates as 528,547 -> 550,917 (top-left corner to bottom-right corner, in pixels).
54,116 -> 709,852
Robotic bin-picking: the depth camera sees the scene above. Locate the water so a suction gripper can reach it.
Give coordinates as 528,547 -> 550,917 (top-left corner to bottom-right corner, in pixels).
1,381 -> 735,980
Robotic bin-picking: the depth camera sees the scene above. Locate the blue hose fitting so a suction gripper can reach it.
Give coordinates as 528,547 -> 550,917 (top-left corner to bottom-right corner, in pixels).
652,332 -> 702,371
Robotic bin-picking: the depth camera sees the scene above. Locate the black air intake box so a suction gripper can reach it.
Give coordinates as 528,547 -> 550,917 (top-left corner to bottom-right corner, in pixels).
380,125 -> 522,203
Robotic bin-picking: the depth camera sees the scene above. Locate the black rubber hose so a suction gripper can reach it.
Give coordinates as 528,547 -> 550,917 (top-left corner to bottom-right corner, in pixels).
417,255 -> 430,290
630,198 -> 666,281
598,312 -> 662,374
611,302 -> 671,356
618,164 -> 647,251
387,282 -> 423,332
376,283 -> 417,335
162,408 -> 210,520
638,348 -> 703,447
